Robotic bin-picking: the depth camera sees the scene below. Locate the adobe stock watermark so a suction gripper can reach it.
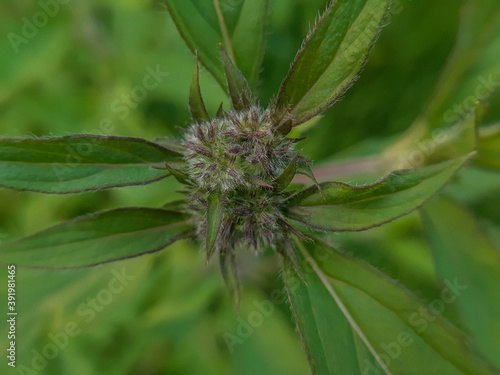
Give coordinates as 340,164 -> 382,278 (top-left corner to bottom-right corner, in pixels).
393,127 -> 452,170
7,0 -> 72,54
15,268 -> 135,375
50,64 -> 169,181
443,74 -> 499,125
223,246 -> 331,353
361,278 -> 468,375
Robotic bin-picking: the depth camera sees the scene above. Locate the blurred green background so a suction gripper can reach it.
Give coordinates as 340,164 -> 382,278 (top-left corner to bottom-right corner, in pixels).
0,0 -> 499,374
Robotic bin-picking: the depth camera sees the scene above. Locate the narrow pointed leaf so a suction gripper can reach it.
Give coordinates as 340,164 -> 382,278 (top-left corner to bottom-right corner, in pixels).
0,135 -> 182,194
216,102 -> 226,118
287,155 -> 471,231
220,248 -> 240,307
284,239 -> 499,375
206,192 -> 224,260
422,198 -> 500,368
276,0 -> 391,126
165,0 -> 269,90
163,162 -> 191,185
274,152 -> 300,191
189,53 -> 210,123
0,208 -> 192,268
297,163 -> 321,191
220,46 -> 253,111
229,0 -> 269,89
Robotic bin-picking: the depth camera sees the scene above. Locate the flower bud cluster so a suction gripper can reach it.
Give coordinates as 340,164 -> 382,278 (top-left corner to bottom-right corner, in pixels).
183,107 -> 300,253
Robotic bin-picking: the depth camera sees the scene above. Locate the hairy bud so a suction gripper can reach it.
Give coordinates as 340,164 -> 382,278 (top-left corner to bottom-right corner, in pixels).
182,107 -> 306,256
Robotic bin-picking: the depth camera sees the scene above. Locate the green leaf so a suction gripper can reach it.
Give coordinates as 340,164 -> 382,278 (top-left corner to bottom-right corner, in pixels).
165,0 -> 269,90
189,53 -> 210,123
297,163 -> 321,191
276,0 -> 390,126
0,135 -> 182,194
422,198 -> 500,368
220,46 -> 252,111
206,192 -> 224,261
284,239 -> 498,375
274,152 -> 300,191
0,208 -> 192,268
475,123 -> 500,170
220,247 -> 240,307
163,162 -> 191,185
228,0 -> 269,89
284,257 -> 369,375
286,155 -> 471,231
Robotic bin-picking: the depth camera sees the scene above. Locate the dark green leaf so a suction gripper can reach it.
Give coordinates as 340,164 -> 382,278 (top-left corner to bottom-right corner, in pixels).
220,46 -> 252,111
227,0 -> 269,89
0,135 -> 182,194
163,162 -> 191,185
216,102 -> 226,118
287,155 -> 471,231
189,53 -> 210,123
297,163 -> 321,191
220,247 -> 240,307
284,239 -> 499,375
422,198 -> 500,368
206,192 -> 224,261
276,0 -> 390,126
274,152 -> 300,191
0,208 -> 192,268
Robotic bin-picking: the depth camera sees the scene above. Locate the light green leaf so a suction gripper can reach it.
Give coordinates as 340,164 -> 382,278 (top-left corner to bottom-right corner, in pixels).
422,198 -> 500,368
0,135 -> 182,193
284,239 -> 498,375
286,155 -> 471,231
0,208 -> 192,268
165,0 -> 269,90
476,123 -> 500,170
276,0 -> 390,126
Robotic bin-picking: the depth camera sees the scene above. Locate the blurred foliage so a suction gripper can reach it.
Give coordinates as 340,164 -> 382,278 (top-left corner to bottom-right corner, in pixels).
0,0 -> 499,374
